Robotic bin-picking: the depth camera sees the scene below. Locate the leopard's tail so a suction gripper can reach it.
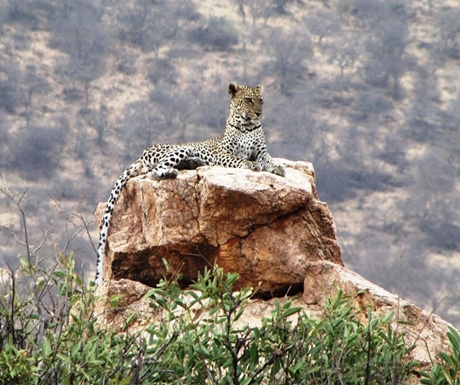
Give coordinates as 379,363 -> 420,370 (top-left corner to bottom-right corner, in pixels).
95,159 -> 144,285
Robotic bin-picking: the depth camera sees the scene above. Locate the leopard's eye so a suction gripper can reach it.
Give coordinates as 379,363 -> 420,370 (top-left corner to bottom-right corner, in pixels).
244,97 -> 254,104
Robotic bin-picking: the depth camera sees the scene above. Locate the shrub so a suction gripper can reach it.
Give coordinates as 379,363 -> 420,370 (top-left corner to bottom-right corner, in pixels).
0,254 -> 421,384
0,79 -> 20,114
12,125 -> 66,181
153,271 -> 417,384
188,17 -> 239,51
2,0 -> 39,28
0,253 -> 139,384
420,326 -> 460,385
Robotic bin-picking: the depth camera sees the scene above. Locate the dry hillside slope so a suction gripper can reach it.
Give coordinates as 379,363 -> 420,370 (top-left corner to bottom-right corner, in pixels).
0,0 -> 459,324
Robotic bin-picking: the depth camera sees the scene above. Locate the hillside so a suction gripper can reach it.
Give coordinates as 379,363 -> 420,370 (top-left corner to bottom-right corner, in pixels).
0,0 -> 459,325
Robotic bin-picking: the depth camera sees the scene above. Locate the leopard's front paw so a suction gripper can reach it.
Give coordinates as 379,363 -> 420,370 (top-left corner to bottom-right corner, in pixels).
243,160 -> 261,172
177,157 -> 207,170
268,163 -> 285,177
148,167 -> 179,180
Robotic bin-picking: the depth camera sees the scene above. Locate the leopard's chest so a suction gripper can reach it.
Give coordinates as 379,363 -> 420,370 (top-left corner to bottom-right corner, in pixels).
226,131 -> 260,159
231,141 -> 253,159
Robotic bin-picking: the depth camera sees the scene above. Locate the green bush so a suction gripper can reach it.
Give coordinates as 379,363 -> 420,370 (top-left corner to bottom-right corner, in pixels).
0,253 -> 425,384
420,326 -> 460,385
141,268 -> 419,384
0,254 -> 136,384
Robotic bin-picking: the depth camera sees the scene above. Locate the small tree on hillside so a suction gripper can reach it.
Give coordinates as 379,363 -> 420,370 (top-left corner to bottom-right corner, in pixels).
18,65 -> 51,126
304,9 -> 341,46
263,27 -> 313,95
117,0 -> 196,56
354,0 -> 409,98
51,0 -> 111,108
12,124 -> 67,181
436,7 -> 460,60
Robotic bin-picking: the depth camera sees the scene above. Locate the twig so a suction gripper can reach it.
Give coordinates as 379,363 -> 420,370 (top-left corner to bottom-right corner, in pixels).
1,176 -> 31,261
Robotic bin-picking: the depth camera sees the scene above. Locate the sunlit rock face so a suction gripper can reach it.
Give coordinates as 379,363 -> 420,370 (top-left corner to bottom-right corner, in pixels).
95,159 -> 342,295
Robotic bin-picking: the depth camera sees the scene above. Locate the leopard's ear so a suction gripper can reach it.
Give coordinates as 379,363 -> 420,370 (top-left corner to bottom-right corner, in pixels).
256,85 -> 263,93
228,82 -> 239,97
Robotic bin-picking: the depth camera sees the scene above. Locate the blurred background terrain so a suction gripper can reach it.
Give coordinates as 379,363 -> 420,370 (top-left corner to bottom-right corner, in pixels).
1,0 -> 459,325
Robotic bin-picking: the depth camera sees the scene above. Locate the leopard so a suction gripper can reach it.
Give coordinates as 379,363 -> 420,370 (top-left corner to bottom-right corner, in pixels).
95,82 -> 285,285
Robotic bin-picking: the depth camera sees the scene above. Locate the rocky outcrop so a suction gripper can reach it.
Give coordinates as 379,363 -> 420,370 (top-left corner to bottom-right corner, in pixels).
96,159 -> 341,295
94,160 -> 456,383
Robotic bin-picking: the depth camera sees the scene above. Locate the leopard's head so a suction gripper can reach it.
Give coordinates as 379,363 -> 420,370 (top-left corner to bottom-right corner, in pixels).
227,83 -> 264,127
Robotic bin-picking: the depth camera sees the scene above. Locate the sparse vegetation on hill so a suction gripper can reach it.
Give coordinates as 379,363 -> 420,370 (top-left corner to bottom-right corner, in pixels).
0,0 -> 459,325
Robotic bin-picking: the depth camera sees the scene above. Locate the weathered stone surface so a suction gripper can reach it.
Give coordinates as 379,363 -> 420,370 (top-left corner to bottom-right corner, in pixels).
303,261 -> 452,367
96,160 -> 342,295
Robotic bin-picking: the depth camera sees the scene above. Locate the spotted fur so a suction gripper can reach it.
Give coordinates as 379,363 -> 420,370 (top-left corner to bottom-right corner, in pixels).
95,83 -> 284,285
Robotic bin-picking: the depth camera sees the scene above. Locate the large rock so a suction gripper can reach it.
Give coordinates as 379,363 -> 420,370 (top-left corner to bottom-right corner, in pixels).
96,160 -> 342,295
